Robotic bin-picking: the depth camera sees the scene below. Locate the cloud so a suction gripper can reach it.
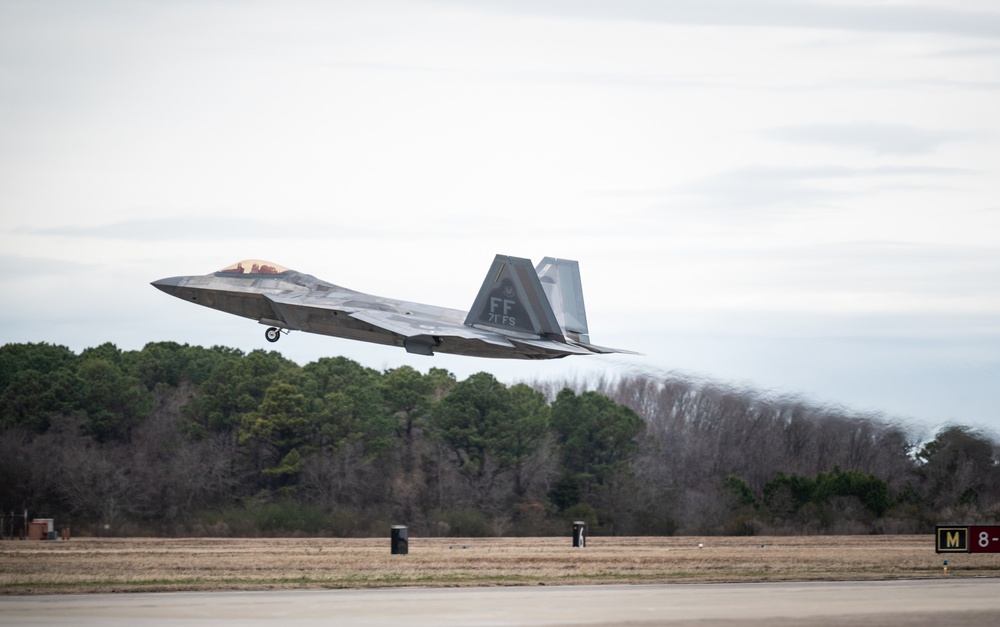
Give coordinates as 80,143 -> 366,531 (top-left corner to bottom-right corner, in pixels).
664,164 -> 968,211
11,218 -> 384,242
453,0 -> 1000,40
679,167 -> 850,209
325,61 -> 723,91
929,45 -> 1000,58
0,255 -> 89,278
766,123 -> 975,155
10,215 -> 575,246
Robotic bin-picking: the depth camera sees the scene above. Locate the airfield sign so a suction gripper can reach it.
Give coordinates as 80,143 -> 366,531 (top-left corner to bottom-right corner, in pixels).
936,525 -> 1000,553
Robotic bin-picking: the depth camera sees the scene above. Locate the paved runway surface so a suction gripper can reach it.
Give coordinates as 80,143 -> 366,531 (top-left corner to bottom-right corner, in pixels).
4,579 -> 1000,626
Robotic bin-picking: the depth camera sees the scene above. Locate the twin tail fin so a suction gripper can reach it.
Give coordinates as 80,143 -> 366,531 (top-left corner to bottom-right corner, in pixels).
464,255 -> 564,339
466,253 -> 635,351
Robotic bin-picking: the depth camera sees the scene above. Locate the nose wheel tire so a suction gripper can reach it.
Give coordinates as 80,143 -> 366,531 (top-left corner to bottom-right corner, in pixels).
265,327 -> 282,343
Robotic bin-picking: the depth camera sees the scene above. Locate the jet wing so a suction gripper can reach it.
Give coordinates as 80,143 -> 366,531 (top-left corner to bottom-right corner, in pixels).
352,309 -> 610,357
354,311 -> 610,357
262,293 -> 358,329
347,310 -> 516,348
262,293 -> 518,350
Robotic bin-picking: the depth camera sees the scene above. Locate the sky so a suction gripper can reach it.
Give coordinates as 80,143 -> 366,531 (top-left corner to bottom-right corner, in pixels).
2,0 -> 998,433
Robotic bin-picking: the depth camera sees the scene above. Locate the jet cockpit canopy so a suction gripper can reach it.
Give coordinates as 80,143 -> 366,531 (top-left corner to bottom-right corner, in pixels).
216,260 -> 290,276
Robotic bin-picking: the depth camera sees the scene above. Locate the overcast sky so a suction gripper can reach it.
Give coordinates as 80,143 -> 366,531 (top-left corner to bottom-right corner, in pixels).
2,0 -> 998,433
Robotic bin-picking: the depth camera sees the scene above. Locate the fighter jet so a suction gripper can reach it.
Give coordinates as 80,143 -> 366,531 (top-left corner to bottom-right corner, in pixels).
151,255 -> 635,359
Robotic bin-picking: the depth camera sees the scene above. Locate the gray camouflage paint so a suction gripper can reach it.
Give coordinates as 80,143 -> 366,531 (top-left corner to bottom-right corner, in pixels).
152,255 -> 634,360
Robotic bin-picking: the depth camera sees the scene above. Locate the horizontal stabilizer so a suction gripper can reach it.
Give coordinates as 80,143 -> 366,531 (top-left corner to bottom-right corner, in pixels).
569,341 -> 643,356
511,338 -> 594,356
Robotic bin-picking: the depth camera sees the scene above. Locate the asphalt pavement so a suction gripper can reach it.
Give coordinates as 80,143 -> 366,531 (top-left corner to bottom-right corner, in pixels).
3,579 -> 999,626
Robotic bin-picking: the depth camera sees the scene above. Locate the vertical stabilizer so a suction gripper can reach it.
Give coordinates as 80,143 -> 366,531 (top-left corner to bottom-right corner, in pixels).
535,257 -> 590,344
465,255 -> 564,339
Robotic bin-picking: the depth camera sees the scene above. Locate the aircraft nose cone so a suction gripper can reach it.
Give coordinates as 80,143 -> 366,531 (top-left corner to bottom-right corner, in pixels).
151,276 -> 186,295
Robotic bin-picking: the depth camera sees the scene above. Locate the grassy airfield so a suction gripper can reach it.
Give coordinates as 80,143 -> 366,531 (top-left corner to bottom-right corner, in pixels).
3,535 -> 999,594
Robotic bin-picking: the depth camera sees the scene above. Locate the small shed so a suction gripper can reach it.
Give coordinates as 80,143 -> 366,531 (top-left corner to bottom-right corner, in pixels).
27,521 -> 48,540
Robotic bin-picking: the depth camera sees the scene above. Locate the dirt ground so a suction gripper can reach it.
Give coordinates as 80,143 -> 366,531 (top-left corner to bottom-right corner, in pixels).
3,535 -> 998,594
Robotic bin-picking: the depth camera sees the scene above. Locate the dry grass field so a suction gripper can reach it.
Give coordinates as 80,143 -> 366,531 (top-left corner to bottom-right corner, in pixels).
3,535 -> 1000,594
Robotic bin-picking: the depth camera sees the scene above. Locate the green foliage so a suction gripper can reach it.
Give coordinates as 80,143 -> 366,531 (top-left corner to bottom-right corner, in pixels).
550,388 -> 643,487
550,473 -> 581,511
0,343 -> 80,432
303,358 -> 396,458
303,356 -> 378,396
79,342 -> 125,365
0,368 -> 79,431
424,367 -> 458,399
561,502 -> 598,529
240,382 -> 310,458
380,365 -> 431,434
430,372 -> 507,475
506,384 -> 551,465
763,472 -> 815,511
814,468 -> 890,518
183,348 -> 296,436
428,373 -> 549,488
761,468 -> 891,520
132,342 -> 229,389
0,342 -> 76,391
723,475 -> 757,508
76,356 -> 151,442
3,341 -> 996,537
380,366 -> 455,440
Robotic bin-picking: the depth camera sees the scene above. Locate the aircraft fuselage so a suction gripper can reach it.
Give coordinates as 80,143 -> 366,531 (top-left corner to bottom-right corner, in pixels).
152,257 -> 634,360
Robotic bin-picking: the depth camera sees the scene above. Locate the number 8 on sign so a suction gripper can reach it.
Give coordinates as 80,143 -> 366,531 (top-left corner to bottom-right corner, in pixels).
969,526 -> 1000,553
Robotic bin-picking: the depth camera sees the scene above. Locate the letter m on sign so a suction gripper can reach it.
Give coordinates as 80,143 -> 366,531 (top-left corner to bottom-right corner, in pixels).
936,526 -> 969,553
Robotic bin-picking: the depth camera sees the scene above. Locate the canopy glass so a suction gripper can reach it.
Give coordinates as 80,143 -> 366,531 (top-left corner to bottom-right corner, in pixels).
216,260 -> 289,275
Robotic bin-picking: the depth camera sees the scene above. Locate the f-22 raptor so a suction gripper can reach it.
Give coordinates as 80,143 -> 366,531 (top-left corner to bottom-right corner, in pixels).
152,255 -> 634,360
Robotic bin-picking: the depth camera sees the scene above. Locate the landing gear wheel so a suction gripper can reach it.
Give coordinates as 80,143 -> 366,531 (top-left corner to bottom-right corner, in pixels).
265,327 -> 281,343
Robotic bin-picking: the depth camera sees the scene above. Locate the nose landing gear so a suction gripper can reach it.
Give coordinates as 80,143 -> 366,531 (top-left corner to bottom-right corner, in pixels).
265,327 -> 285,343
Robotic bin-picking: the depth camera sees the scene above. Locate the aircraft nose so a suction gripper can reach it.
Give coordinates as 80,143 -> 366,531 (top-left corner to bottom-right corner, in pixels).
151,276 -> 186,295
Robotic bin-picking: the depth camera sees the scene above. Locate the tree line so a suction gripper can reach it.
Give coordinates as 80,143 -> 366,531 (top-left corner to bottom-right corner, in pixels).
1,341 -> 997,537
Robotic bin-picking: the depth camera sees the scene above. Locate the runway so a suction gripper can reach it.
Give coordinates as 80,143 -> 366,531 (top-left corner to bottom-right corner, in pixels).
3,579 -> 999,626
